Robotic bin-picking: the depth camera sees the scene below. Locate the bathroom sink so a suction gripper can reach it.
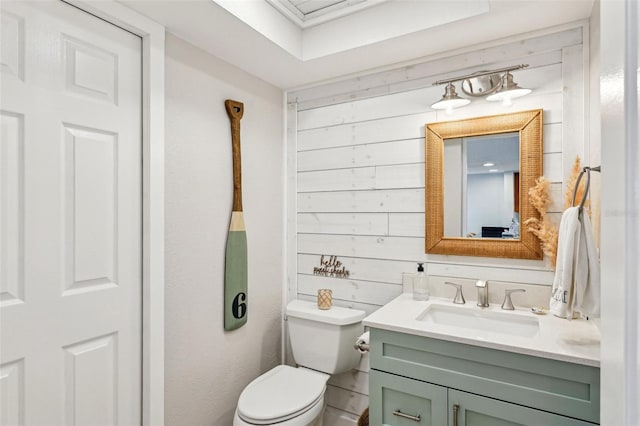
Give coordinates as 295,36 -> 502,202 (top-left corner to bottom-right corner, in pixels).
363,294 -> 600,366
417,304 -> 540,338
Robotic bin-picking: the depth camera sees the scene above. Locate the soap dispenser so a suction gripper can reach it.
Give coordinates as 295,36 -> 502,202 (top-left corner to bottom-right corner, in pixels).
413,263 -> 429,301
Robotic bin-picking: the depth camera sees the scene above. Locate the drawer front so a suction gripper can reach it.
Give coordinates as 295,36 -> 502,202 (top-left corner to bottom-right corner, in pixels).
449,389 -> 597,426
370,370 -> 448,426
370,328 -> 600,423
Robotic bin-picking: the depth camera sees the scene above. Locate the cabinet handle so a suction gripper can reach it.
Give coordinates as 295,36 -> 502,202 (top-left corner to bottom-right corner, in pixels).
453,404 -> 459,426
393,409 -> 421,422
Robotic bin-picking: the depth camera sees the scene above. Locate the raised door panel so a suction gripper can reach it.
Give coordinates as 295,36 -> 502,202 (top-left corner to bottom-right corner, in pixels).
449,390 -> 597,426
370,369 -> 447,426
0,112 -> 24,307
62,125 -> 118,295
0,359 -> 24,425
63,35 -> 117,104
0,10 -> 24,80
63,334 -> 117,426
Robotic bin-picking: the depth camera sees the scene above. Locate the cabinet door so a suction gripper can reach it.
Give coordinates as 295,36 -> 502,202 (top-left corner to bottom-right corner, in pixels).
370,370 -> 448,425
448,390 -> 597,426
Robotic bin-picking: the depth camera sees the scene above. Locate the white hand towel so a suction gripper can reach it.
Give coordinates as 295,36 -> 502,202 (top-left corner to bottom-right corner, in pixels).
572,212 -> 601,317
550,206 -> 601,319
550,207 -> 580,318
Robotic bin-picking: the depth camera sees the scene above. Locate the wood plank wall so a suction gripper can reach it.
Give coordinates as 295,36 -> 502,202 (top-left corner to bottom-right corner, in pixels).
286,25 -> 589,424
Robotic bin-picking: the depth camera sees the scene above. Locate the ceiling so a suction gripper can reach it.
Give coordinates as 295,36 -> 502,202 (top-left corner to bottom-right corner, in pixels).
283,0 -> 361,17
268,0 -> 383,27
464,133 -> 520,175
119,0 -> 594,89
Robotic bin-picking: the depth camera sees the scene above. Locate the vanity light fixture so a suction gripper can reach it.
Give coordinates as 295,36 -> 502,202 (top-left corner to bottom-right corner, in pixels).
431,64 -> 531,111
431,82 -> 471,114
482,162 -> 495,167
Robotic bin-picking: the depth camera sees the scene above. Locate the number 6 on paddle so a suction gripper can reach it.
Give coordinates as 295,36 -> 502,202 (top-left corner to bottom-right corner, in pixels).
224,99 -> 248,330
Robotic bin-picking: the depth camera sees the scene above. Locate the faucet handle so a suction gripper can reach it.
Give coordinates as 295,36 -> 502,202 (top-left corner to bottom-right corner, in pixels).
444,282 -> 466,304
501,289 -> 526,310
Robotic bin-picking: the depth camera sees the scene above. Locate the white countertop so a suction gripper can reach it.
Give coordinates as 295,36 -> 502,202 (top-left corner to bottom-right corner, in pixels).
363,293 -> 601,367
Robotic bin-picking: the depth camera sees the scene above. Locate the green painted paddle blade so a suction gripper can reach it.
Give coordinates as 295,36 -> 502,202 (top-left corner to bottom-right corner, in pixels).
224,217 -> 248,331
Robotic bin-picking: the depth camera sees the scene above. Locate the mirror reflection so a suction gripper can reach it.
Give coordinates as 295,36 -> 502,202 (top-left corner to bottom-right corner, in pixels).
443,132 -> 521,239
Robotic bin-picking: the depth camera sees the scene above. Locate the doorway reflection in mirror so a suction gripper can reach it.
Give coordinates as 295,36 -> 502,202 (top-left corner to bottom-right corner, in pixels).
443,132 -> 520,239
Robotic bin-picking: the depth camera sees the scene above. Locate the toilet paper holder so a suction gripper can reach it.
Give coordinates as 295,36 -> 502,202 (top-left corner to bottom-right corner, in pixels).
354,341 -> 370,352
354,331 -> 370,353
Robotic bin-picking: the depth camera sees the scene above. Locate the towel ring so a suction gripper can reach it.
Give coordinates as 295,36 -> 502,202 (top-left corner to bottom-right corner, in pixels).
571,166 -> 601,210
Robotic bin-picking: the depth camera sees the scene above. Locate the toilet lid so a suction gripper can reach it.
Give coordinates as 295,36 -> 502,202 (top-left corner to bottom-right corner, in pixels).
237,365 -> 327,424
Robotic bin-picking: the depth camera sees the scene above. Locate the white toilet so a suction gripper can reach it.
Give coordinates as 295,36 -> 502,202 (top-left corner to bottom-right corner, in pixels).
233,300 -> 366,425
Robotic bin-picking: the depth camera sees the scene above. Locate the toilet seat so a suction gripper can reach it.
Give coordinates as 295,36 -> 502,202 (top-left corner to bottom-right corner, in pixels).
237,365 -> 328,425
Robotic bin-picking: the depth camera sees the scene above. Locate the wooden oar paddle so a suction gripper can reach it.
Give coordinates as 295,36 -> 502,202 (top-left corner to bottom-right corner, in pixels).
224,99 -> 248,331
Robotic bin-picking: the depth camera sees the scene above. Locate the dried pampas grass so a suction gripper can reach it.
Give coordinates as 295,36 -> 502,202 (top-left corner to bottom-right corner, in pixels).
525,176 -> 559,267
529,175 -> 551,214
526,156 -> 590,269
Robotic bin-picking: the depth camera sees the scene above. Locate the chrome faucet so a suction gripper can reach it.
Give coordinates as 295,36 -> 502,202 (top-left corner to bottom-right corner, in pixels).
501,289 -> 526,310
476,280 -> 489,307
444,282 -> 466,304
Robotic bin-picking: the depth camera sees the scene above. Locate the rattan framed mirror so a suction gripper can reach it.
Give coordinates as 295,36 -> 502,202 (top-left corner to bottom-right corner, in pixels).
425,109 -> 543,259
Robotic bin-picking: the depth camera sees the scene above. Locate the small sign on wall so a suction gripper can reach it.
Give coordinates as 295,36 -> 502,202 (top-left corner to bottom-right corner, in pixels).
313,255 -> 350,278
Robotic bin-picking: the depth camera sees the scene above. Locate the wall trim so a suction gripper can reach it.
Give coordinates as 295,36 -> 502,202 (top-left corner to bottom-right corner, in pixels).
600,0 -> 640,423
284,101 -> 299,364
621,0 -> 639,421
63,2 -> 165,425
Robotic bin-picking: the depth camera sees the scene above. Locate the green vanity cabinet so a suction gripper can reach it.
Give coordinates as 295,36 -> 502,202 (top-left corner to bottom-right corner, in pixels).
369,328 -> 600,425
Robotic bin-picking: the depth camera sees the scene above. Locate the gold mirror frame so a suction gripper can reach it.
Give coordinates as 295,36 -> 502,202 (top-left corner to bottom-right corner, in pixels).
425,109 -> 543,259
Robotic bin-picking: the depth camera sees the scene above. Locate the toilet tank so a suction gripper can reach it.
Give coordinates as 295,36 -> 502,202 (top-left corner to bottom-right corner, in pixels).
286,300 -> 366,375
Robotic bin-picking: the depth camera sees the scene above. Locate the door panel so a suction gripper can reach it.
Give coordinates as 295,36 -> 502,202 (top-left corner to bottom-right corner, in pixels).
449,389 -> 596,426
62,125 -> 118,295
0,1 -> 142,425
370,369 -> 448,425
63,333 -> 118,426
0,111 -> 24,307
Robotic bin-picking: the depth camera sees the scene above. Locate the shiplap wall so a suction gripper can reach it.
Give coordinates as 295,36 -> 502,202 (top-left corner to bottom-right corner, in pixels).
286,25 -> 590,424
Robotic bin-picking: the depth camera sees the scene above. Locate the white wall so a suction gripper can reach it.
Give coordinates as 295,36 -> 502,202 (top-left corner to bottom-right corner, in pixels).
503,172 -> 516,232
443,139 -> 463,236
287,24 -> 591,423
164,33 -> 284,426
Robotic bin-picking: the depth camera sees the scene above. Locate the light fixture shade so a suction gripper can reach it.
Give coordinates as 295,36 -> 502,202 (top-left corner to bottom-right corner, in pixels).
486,72 -> 531,103
431,82 -> 471,111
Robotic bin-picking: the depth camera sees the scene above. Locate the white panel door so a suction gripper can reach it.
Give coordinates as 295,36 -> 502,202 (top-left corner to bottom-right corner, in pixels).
0,1 -> 142,425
